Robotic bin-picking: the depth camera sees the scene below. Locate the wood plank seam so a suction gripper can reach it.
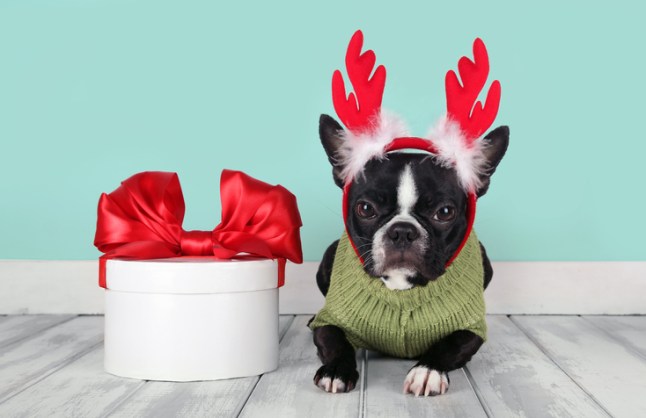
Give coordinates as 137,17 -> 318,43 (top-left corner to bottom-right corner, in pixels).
0,315 -> 76,350
508,316 -> 614,417
580,315 -> 646,362
278,315 -> 296,341
98,379 -> 149,418
358,349 -> 367,418
232,374 -> 262,416
0,339 -> 104,405
232,315 -> 296,418
463,366 -> 493,418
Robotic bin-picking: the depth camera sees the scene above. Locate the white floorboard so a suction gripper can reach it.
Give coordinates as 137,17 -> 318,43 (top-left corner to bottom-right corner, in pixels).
0,316 -> 103,404
0,315 -> 643,417
584,315 -> 646,359
0,347 -> 144,418
364,352 -> 486,418
0,315 -> 74,349
239,316 -> 364,418
513,315 -> 646,418
466,316 -> 608,418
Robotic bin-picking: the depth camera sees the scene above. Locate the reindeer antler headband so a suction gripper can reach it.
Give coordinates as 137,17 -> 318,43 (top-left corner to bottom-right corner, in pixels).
333,30 -> 501,193
334,30 -> 502,266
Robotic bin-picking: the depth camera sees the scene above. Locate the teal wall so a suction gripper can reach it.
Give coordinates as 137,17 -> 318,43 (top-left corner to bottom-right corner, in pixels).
1,0 -> 645,261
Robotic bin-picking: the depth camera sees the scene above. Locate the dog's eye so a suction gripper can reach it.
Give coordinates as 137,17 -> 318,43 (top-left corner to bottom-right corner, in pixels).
356,201 -> 377,219
433,205 -> 456,222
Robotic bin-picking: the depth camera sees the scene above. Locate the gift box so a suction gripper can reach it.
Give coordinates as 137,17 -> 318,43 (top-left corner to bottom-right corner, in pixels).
103,257 -> 280,381
94,170 -> 302,381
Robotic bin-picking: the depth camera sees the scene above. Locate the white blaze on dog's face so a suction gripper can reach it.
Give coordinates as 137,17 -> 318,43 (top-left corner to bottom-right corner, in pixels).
372,165 -> 428,290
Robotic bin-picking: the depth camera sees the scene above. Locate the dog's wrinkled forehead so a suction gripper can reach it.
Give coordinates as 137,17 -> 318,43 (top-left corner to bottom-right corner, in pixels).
352,153 -> 463,205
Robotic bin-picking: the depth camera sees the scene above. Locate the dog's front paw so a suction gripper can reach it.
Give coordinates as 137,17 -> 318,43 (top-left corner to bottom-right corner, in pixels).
403,366 -> 449,396
314,363 -> 359,393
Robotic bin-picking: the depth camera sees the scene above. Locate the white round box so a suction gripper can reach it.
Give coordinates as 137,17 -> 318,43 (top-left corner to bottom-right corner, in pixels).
103,257 -> 279,381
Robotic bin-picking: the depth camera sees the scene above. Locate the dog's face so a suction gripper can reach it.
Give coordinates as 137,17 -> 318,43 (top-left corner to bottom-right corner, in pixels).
320,114 -> 509,290
347,154 -> 468,290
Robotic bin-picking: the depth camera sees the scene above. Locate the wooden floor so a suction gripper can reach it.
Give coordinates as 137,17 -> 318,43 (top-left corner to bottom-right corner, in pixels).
0,315 -> 645,417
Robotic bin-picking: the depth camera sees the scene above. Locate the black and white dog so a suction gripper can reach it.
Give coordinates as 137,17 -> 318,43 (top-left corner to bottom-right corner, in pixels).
311,114 -> 509,395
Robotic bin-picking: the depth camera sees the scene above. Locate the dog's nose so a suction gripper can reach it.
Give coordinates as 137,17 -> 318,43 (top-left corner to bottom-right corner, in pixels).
386,222 -> 419,247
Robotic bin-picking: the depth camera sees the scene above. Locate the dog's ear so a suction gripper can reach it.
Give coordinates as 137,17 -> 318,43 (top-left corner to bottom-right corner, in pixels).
476,125 -> 509,197
319,114 -> 346,188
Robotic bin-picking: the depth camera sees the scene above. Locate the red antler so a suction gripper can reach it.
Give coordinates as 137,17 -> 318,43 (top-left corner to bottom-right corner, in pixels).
445,38 -> 501,142
332,30 -> 386,133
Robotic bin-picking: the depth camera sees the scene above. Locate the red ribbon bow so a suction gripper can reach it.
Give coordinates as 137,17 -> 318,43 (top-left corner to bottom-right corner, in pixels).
94,170 -> 303,288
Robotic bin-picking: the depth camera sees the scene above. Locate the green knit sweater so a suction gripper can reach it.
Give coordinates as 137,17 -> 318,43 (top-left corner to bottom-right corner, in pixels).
309,230 -> 487,359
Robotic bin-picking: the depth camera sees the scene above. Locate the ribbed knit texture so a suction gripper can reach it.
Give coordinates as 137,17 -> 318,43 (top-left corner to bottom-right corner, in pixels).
309,230 -> 487,359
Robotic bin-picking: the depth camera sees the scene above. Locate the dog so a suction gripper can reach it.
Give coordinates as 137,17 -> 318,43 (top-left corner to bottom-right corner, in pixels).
311,116 -> 508,395
308,32 -> 509,396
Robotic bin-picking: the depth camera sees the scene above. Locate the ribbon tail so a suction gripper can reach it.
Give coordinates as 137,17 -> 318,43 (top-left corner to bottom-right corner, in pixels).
99,255 -> 108,288
277,258 -> 286,288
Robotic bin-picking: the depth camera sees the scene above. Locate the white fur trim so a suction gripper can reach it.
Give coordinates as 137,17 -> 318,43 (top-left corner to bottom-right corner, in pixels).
338,110 -> 408,183
338,111 -> 486,192
426,115 -> 487,192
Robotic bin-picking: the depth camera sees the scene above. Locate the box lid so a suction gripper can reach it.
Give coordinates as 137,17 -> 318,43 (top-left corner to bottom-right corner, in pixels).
105,257 -> 278,294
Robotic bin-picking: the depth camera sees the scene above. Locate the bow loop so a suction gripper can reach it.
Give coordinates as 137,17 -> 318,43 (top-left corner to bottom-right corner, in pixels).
214,170 -> 303,264
94,172 -> 185,253
95,170 -> 303,288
